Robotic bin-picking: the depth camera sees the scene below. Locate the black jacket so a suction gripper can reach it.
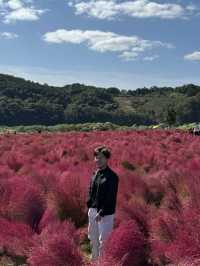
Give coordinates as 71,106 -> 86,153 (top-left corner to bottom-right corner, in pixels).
86,166 -> 119,217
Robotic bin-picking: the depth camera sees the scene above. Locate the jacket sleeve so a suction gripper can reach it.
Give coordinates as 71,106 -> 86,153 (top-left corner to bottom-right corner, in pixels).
99,175 -> 119,217
86,178 -> 92,208
86,171 -> 96,208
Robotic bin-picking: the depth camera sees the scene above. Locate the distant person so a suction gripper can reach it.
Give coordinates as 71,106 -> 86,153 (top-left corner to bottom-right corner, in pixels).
189,128 -> 193,135
193,125 -> 200,136
86,146 -> 119,261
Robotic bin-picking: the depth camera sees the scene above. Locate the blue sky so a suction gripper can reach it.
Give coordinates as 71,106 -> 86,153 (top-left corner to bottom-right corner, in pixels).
0,0 -> 199,90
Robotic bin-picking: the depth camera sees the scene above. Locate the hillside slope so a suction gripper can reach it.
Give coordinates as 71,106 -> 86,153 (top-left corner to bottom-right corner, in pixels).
0,73 -> 200,126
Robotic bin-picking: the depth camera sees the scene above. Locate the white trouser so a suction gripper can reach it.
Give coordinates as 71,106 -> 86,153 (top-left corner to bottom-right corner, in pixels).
88,208 -> 114,261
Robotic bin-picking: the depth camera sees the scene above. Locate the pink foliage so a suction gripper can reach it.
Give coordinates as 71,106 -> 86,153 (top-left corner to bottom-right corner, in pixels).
28,220 -> 83,266
0,130 -> 200,265
6,176 -> 46,231
0,217 -> 34,257
38,207 -> 59,232
164,207 -> 200,264
101,220 -> 148,266
149,209 -> 180,265
51,169 -> 88,227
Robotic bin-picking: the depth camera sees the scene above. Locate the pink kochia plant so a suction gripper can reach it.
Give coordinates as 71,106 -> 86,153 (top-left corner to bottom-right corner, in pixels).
100,219 -> 148,266
1,130 -> 200,265
6,176 -> 46,231
28,220 -> 83,266
0,217 -> 34,258
164,207 -> 200,264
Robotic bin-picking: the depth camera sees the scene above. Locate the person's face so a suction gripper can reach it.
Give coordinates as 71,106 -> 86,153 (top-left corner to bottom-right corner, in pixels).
94,152 -> 108,169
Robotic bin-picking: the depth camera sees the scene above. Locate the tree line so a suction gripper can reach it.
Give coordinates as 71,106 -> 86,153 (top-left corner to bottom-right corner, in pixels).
0,73 -> 199,126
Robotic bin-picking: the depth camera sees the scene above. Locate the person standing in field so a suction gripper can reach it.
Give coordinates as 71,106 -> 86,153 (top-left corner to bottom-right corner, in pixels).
86,146 -> 119,261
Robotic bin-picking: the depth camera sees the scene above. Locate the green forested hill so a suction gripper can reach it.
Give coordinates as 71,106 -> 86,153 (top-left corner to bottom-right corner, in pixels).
0,73 -> 200,126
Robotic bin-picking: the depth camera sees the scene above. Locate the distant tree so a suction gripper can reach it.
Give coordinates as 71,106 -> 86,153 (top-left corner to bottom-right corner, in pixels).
107,87 -> 120,95
166,107 -> 177,126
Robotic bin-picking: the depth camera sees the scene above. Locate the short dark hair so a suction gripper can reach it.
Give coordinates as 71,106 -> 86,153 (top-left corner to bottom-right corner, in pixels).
94,146 -> 111,159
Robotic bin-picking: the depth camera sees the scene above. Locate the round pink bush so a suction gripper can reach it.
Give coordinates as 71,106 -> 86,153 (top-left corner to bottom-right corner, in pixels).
28,220 -> 83,266
101,219 -> 148,266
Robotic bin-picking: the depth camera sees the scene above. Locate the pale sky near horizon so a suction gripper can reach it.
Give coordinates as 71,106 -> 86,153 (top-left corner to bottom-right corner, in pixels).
0,0 -> 199,90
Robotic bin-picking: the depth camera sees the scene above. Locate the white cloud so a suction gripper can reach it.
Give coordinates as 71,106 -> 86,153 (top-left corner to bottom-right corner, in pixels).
0,31 -> 18,39
186,4 -> 197,12
43,29 -> 173,61
119,51 -> 138,61
184,51 -> 200,61
143,55 -> 159,61
7,0 -> 23,9
4,7 -> 45,23
69,0 -> 198,20
74,1 -> 118,20
0,0 -> 46,23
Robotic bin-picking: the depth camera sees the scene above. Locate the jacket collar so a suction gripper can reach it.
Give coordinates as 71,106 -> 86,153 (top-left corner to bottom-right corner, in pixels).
97,165 -> 109,174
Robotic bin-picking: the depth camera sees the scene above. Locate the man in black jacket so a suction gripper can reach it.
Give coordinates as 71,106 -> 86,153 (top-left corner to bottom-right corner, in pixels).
87,146 -> 119,261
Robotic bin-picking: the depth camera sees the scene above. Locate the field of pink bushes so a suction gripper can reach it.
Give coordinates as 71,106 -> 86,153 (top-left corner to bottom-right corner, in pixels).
0,129 -> 200,266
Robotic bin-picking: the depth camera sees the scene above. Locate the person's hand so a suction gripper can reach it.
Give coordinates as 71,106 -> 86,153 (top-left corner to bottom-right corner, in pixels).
95,213 -> 102,222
